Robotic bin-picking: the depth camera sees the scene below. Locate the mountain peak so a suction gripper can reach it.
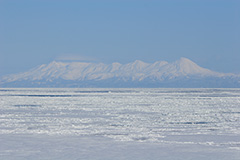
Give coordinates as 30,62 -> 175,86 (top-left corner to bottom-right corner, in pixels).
1,58 -> 239,88
179,57 -> 191,61
132,60 -> 148,65
48,61 -> 68,67
177,57 -> 195,65
173,57 -> 214,75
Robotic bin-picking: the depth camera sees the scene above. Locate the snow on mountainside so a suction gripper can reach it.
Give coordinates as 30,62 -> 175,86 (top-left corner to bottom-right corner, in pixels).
1,58 -> 239,87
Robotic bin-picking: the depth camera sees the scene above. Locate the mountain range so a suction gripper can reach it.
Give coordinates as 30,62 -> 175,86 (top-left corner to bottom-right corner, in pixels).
1,58 -> 240,88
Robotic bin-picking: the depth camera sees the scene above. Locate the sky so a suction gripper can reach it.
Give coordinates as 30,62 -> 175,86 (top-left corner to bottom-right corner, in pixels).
0,0 -> 240,76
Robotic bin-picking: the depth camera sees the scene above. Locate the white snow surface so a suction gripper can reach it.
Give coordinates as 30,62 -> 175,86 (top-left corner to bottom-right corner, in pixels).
1,58 -> 229,83
0,88 -> 240,159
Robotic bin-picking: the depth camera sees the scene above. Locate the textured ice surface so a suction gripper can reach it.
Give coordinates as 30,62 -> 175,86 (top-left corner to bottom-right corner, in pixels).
0,88 -> 240,159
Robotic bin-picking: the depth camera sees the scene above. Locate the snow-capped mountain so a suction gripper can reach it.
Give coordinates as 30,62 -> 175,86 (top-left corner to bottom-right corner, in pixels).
1,58 -> 240,87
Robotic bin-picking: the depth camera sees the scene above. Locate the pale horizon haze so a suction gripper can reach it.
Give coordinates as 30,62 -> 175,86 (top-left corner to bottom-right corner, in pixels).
0,0 -> 240,76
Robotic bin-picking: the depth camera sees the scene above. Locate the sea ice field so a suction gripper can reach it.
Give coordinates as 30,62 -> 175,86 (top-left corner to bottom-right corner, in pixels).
0,88 -> 240,160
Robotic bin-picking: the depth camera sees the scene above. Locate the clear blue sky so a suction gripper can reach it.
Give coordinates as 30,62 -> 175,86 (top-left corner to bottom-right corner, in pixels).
0,0 -> 239,76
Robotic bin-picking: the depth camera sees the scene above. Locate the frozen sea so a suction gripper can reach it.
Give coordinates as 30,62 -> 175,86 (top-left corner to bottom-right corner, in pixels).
0,88 -> 240,160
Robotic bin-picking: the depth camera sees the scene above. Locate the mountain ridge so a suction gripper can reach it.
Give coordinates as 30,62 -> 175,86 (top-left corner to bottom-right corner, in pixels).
1,58 -> 240,88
